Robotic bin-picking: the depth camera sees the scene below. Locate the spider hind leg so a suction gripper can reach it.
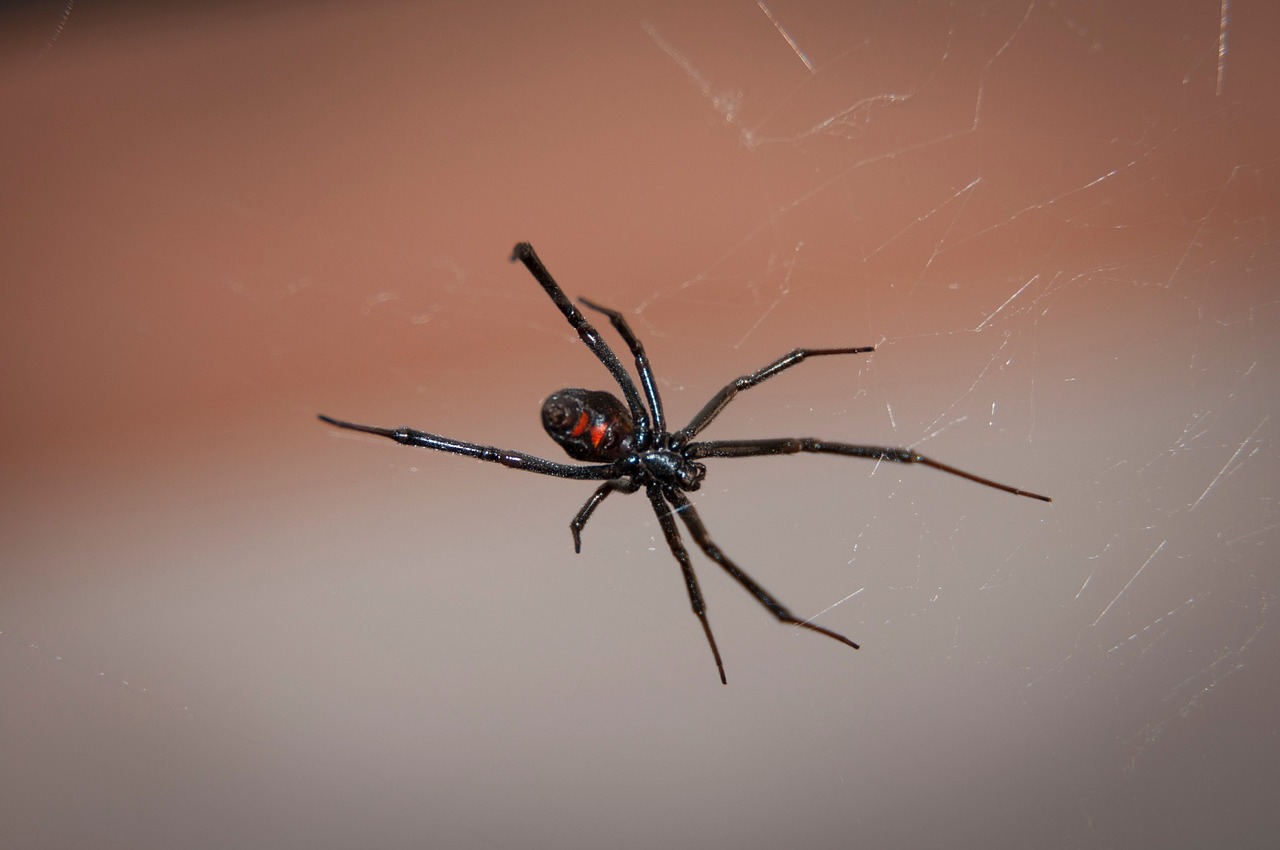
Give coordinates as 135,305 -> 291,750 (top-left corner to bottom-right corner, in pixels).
666,489 -> 861,652
646,485 -> 727,684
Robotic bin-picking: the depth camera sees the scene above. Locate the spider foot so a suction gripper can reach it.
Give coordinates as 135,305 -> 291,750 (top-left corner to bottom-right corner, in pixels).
792,619 -> 860,651
696,612 -> 727,685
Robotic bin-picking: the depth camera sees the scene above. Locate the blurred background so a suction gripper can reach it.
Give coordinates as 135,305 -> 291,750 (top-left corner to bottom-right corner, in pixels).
2,1 -> 1277,847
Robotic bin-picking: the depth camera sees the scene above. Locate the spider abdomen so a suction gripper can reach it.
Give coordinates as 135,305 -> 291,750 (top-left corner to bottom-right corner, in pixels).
541,388 -> 633,462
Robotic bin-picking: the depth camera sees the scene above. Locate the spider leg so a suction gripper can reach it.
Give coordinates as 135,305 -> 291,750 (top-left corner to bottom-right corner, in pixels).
318,415 -> 617,480
570,478 -> 640,553
511,243 -> 653,447
689,438 -> 1052,502
676,347 -> 874,441
666,489 -> 861,652
579,296 -> 666,436
647,485 -> 727,684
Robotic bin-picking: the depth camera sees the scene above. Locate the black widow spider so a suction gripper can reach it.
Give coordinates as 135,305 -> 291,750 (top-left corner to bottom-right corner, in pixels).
320,243 -> 1051,684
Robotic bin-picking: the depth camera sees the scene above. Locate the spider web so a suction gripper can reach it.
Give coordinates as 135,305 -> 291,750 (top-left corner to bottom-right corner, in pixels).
1,1 -> 1277,848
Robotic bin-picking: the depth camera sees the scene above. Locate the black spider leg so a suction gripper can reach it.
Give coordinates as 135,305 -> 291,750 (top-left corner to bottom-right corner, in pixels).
666,488 -> 861,656
688,439 -> 1053,502
647,485 -> 727,684
565,297 -> 667,553
578,296 -> 666,436
511,243 -> 653,447
317,416 -> 618,481
675,346 -> 875,442
570,478 -> 640,553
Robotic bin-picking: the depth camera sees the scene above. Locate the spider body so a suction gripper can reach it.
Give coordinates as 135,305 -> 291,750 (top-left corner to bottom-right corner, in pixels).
320,243 -> 1051,684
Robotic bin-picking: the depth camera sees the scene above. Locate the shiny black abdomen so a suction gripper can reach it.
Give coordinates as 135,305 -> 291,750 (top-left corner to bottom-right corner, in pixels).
541,388 -> 634,462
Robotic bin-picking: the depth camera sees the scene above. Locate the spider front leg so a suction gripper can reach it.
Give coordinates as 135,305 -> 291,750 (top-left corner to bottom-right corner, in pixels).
677,346 -> 875,441
647,485 -> 727,684
665,489 -> 861,652
689,438 -> 1052,501
570,478 -> 639,553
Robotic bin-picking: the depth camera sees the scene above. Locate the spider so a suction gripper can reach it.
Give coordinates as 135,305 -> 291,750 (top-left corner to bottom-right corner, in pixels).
319,243 -> 1051,684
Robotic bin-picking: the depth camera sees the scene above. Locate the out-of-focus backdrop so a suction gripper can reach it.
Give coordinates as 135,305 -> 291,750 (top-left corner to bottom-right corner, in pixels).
3,2 -> 1277,847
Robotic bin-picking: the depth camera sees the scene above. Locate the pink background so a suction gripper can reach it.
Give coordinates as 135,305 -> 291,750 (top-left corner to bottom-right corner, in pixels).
3,2 -> 1277,847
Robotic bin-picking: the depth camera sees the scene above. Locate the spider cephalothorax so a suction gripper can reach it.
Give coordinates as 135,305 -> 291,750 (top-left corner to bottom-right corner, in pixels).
320,243 -> 1051,684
